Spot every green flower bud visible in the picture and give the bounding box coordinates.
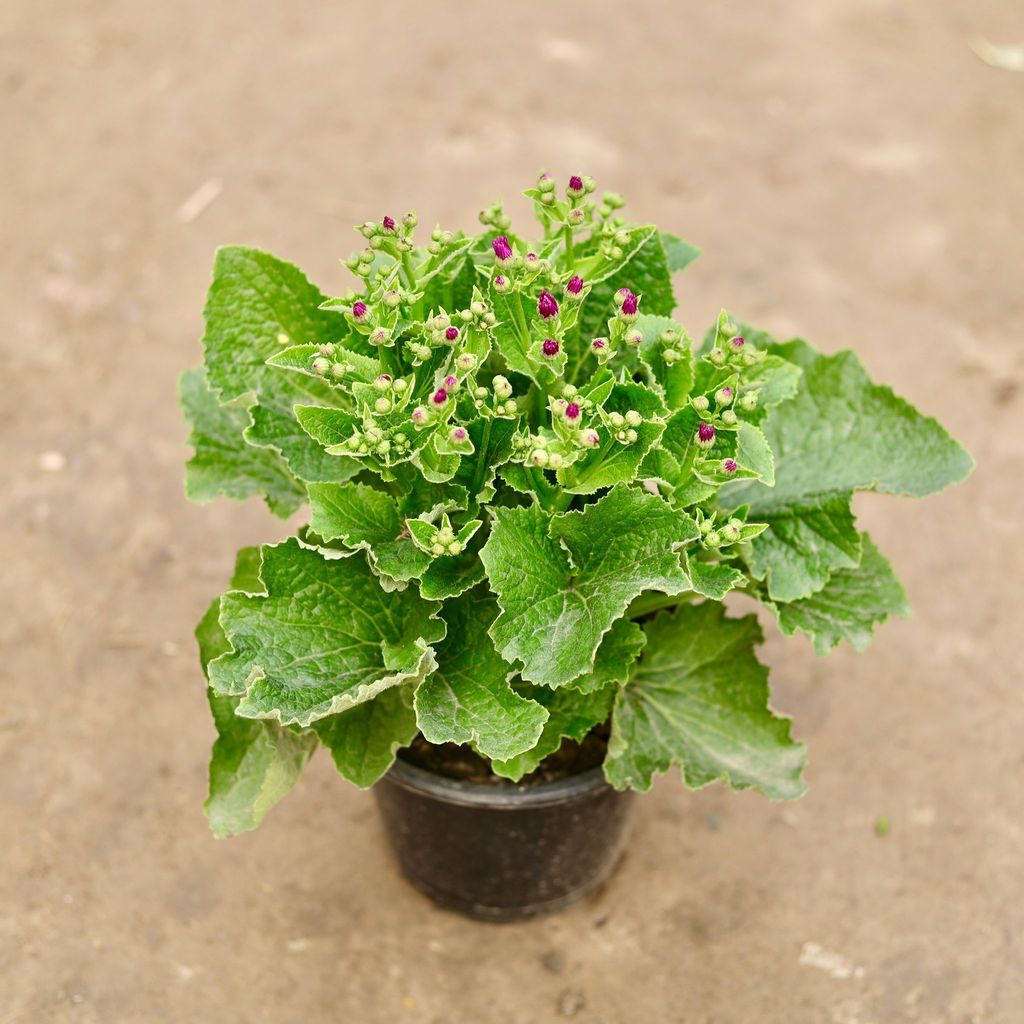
[625,428,638,443]
[471,300,487,317]
[383,289,402,308]
[739,391,758,412]
[721,410,738,426]
[437,527,455,546]
[608,412,625,429]
[318,343,335,356]
[431,542,446,556]
[660,328,679,344]
[311,356,330,375]
[393,378,407,393]
[427,241,442,255]
[474,386,488,400]
[493,375,513,400]
[715,386,734,407]
[710,348,726,366]
[624,328,643,347]
[374,397,391,413]
[624,410,643,427]
[504,398,518,414]
[705,531,721,548]
[530,448,549,467]
[720,523,741,544]
[663,349,681,364]
[402,211,418,228]
[447,541,462,556]
[456,353,476,372]
[331,363,348,379]
[548,452,565,470]
[369,235,384,250]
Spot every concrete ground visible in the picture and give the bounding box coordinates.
[2,1,1022,1021]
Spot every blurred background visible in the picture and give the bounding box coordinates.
[2,1,1022,1021]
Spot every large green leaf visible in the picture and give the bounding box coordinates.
[491,684,617,782]
[201,246,358,483]
[313,688,418,788]
[199,547,316,838]
[659,233,701,273]
[769,534,910,654]
[414,591,548,761]
[208,538,445,727]
[723,338,973,602]
[480,486,696,687]
[180,367,306,518]
[605,602,806,798]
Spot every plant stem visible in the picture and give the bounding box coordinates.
[627,591,688,618]
[563,224,575,266]
[400,251,416,290]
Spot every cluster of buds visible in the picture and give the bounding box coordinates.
[658,327,689,365]
[470,373,519,418]
[479,200,512,232]
[345,211,418,278]
[407,513,481,559]
[309,342,358,382]
[695,508,766,549]
[587,287,643,365]
[604,408,644,445]
[343,422,413,461]
[708,317,769,371]
[490,235,557,286]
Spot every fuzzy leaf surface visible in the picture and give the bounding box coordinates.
[313,688,418,788]
[414,591,548,761]
[201,246,357,482]
[770,534,910,654]
[209,538,445,727]
[480,487,696,687]
[181,367,307,517]
[605,603,806,798]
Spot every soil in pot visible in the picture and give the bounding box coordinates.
[373,729,635,923]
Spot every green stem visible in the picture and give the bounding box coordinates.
[627,591,688,618]
[563,224,575,267]
[400,250,416,290]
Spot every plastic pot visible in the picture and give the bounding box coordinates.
[373,752,635,922]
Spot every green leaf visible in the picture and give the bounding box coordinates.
[196,546,265,679]
[491,684,616,782]
[307,481,430,585]
[558,380,667,494]
[722,338,972,602]
[209,538,445,727]
[660,233,701,273]
[687,559,746,600]
[572,616,647,694]
[452,415,519,505]
[578,228,676,342]
[734,421,775,486]
[201,246,360,483]
[480,486,696,687]
[414,591,548,761]
[770,534,910,654]
[313,687,418,788]
[605,603,806,798]
[205,689,318,838]
[746,494,862,602]
[180,367,307,518]
[724,340,974,514]
[640,406,715,506]
[633,314,695,410]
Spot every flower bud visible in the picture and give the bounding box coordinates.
[715,386,734,407]
[411,406,429,426]
[483,311,497,327]
[474,386,488,400]
[542,338,560,358]
[580,429,601,448]
[537,290,559,319]
[625,428,638,443]
[471,300,487,317]
[450,426,468,443]
[530,448,550,467]
[567,208,585,227]
[393,379,407,393]
[444,374,459,392]
[383,289,402,308]
[371,326,392,346]
[311,356,330,375]
[523,251,541,272]
[395,238,413,253]
[538,171,556,192]
[493,375,513,400]
[374,374,393,392]
[381,215,396,234]
[427,241,442,255]
[548,452,565,470]
[660,328,679,344]
[493,274,511,294]
[729,335,745,350]
[564,401,581,421]
[359,221,378,239]
[351,301,369,322]
[608,412,625,429]
[410,343,431,361]
[604,191,625,209]
[710,348,726,366]
[705,531,722,548]
[504,399,518,414]
[663,349,681,364]
[492,235,515,268]
[692,396,710,413]
[739,391,758,412]
[331,363,348,379]
[374,397,391,413]
[614,230,631,248]
[614,288,633,308]
[565,275,584,299]
[592,337,608,353]
[567,174,585,198]
[721,410,738,425]
[619,292,640,322]
[722,458,738,475]
[721,522,741,543]
[369,236,384,251]
[624,328,643,347]
[402,211,418,228]
[697,422,716,448]
[456,353,476,371]
[459,309,473,323]
[432,388,448,405]
[624,410,643,427]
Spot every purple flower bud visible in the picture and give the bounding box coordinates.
[538,290,559,319]
[592,337,607,350]
[614,288,634,307]
[730,335,745,349]
[382,215,395,232]
[445,326,459,341]
[493,274,510,294]
[542,338,560,357]
[697,422,716,444]
[411,406,428,425]
[566,275,584,296]
[621,293,639,316]
[444,375,458,389]
[351,300,369,321]
[432,388,448,405]
[565,401,581,421]
[451,427,467,441]
[569,174,584,192]
[492,236,514,262]
[723,459,738,475]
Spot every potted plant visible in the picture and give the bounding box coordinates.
[182,173,972,921]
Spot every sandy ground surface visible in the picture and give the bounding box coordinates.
[3,1,1023,1021]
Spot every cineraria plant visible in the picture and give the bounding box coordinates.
[182,172,972,838]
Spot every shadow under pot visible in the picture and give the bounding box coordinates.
[373,748,635,923]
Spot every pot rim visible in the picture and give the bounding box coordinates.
[384,752,614,809]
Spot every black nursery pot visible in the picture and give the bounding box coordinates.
[373,752,635,922]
